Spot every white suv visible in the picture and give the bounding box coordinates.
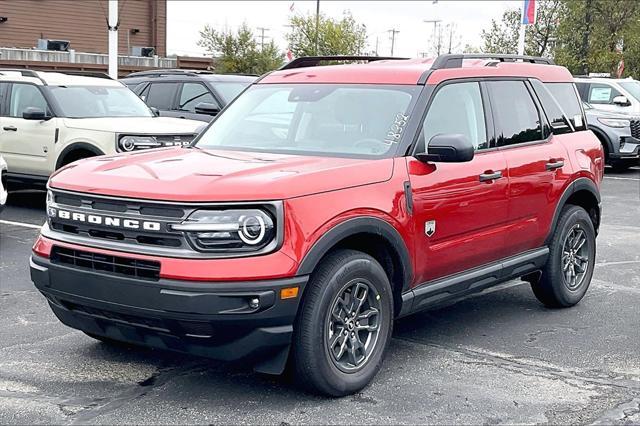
[575,77,640,114]
[0,70,204,189]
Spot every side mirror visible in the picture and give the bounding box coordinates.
[22,107,51,121]
[195,102,220,116]
[415,134,475,163]
[612,95,631,106]
[149,106,160,116]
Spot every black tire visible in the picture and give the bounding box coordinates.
[532,205,596,308]
[292,249,393,396]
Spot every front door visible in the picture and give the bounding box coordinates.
[408,81,510,284]
[0,83,57,177]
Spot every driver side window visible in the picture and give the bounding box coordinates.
[419,82,488,153]
[9,84,50,118]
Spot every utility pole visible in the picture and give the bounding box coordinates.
[447,23,454,54]
[107,0,118,79]
[423,19,441,56]
[256,27,270,51]
[388,29,399,56]
[315,0,320,55]
[581,0,592,75]
[375,36,379,56]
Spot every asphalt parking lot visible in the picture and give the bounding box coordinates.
[0,167,638,425]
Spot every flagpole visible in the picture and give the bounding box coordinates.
[517,1,526,55]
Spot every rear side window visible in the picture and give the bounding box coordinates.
[145,82,179,110]
[587,83,622,104]
[544,82,586,131]
[179,83,218,112]
[422,82,488,151]
[487,81,543,147]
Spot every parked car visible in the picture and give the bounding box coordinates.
[0,154,7,212]
[32,54,603,397]
[0,69,204,190]
[575,77,640,115]
[582,102,640,170]
[121,70,256,122]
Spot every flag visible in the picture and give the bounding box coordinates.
[617,58,625,78]
[286,50,294,62]
[522,0,536,25]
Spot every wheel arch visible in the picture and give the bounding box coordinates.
[588,126,613,160]
[296,216,413,317]
[545,177,601,244]
[55,142,105,170]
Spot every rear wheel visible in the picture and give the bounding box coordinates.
[532,205,596,308]
[292,249,393,396]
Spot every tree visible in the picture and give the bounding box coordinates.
[285,12,367,57]
[480,0,562,57]
[198,23,284,74]
[555,0,640,76]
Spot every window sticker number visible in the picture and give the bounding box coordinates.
[384,112,409,145]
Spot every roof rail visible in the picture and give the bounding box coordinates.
[124,69,214,78]
[49,70,112,79]
[279,55,408,71]
[0,68,48,85]
[431,53,554,70]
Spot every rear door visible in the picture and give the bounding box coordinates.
[140,81,180,117]
[408,81,510,284]
[486,80,570,255]
[0,82,58,177]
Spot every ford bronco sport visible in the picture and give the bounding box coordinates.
[31,54,603,396]
[0,69,203,190]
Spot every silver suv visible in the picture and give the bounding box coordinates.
[575,77,640,115]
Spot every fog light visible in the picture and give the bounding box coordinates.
[249,298,260,309]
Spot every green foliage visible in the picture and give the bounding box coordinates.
[198,23,284,74]
[481,0,562,57]
[555,0,640,77]
[285,12,367,57]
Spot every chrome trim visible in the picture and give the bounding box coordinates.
[45,188,285,259]
[171,223,240,232]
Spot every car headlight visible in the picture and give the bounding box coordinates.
[118,135,162,152]
[597,118,630,128]
[171,209,276,253]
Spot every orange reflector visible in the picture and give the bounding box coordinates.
[280,286,299,299]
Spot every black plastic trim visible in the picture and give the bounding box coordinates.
[55,143,105,170]
[545,177,601,244]
[400,247,549,317]
[403,181,413,215]
[296,216,413,293]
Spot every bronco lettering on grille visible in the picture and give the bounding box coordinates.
[53,208,162,231]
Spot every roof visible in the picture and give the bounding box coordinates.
[0,70,122,87]
[121,69,257,83]
[260,56,574,86]
[574,77,638,83]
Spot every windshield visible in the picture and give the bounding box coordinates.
[49,85,153,118]
[213,82,252,103]
[196,84,419,158]
[620,81,640,102]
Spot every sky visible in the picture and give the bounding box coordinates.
[166,1,519,58]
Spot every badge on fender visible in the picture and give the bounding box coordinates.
[425,220,436,237]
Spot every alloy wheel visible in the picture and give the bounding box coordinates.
[561,224,590,290]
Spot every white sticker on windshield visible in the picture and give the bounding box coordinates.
[590,87,612,102]
[573,115,583,128]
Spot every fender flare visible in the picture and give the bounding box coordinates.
[55,143,105,170]
[296,216,413,293]
[545,177,601,244]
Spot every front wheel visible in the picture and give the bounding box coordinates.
[531,205,596,308]
[292,249,393,396]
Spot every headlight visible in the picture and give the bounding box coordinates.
[118,135,162,152]
[171,209,276,253]
[597,118,630,128]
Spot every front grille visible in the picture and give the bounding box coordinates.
[51,246,161,281]
[631,120,640,139]
[50,191,188,249]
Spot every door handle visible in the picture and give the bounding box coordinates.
[3,126,17,131]
[545,159,564,170]
[479,170,503,182]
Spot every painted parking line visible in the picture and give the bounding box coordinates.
[604,176,639,181]
[0,219,43,230]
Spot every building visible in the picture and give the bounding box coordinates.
[0,0,166,57]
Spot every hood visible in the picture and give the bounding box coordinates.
[49,148,394,202]
[63,117,203,134]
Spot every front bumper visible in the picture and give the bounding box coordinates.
[611,136,640,160]
[31,254,307,374]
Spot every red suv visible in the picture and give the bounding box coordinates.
[31,54,604,396]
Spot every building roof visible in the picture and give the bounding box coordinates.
[260,57,574,86]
